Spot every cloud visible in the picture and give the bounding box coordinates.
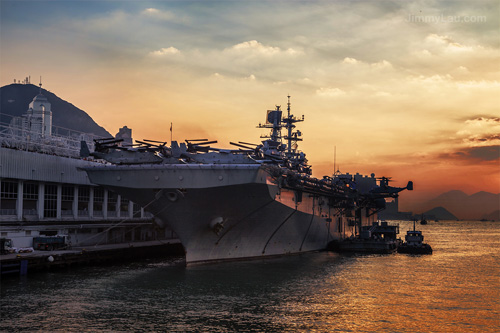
[457,80,500,90]
[142,8,174,20]
[149,47,181,56]
[315,87,346,97]
[141,8,188,23]
[467,146,500,161]
[407,33,500,81]
[371,60,393,70]
[439,145,500,162]
[342,57,359,65]
[228,40,280,55]
[145,40,306,82]
[341,57,393,70]
[425,34,476,53]
[456,116,500,147]
[224,40,302,57]
[465,134,500,143]
[465,116,500,125]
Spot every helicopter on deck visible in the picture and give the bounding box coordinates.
[80,138,164,164]
[370,176,413,197]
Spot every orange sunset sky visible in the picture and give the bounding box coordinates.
[1,1,499,211]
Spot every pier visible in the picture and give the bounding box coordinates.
[0,240,184,277]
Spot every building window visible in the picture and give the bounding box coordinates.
[107,191,117,217]
[79,186,90,202]
[62,186,74,201]
[22,182,38,215]
[133,202,141,218]
[78,186,90,216]
[94,187,104,215]
[1,180,17,214]
[44,184,57,218]
[61,185,74,216]
[1,180,18,199]
[120,197,129,213]
[23,182,38,200]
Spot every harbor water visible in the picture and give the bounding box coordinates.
[1,220,499,332]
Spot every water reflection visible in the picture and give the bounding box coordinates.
[1,221,499,332]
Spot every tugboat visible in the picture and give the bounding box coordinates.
[398,220,432,254]
[420,214,428,225]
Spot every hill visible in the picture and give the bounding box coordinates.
[423,207,457,220]
[417,190,500,220]
[0,83,111,138]
[481,210,500,221]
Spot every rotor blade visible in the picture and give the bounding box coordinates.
[95,137,118,142]
[135,140,154,146]
[185,139,208,143]
[143,139,167,144]
[95,138,123,144]
[194,140,218,146]
[238,141,259,146]
[230,142,254,149]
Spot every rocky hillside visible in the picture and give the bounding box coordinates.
[0,83,111,138]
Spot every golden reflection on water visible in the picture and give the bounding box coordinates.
[264,221,500,332]
[310,221,500,332]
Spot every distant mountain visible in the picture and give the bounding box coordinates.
[423,207,458,220]
[0,83,111,138]
[417,190,500,220]
[431,190,469,204]
[481,210,500,221]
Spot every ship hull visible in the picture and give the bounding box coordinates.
[85,164,372,264]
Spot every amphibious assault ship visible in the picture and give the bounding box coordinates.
[82,97,412,264]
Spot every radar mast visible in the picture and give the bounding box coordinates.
[257,96,309,174]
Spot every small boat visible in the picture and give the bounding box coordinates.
[398,220,432,254]
[328,221,401,254]
[420,214,428,225]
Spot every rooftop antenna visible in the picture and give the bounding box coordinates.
[287,94,291,117]
[170,122,173,143]
[334,146,336,176]
[39,76,42,94]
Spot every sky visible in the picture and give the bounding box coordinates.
[1,0,499,210]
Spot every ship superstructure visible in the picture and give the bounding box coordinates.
[83,97,412,264]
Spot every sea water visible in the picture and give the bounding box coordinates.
[1,220,499,332]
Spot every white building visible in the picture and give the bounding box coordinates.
[25,87,52,138]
